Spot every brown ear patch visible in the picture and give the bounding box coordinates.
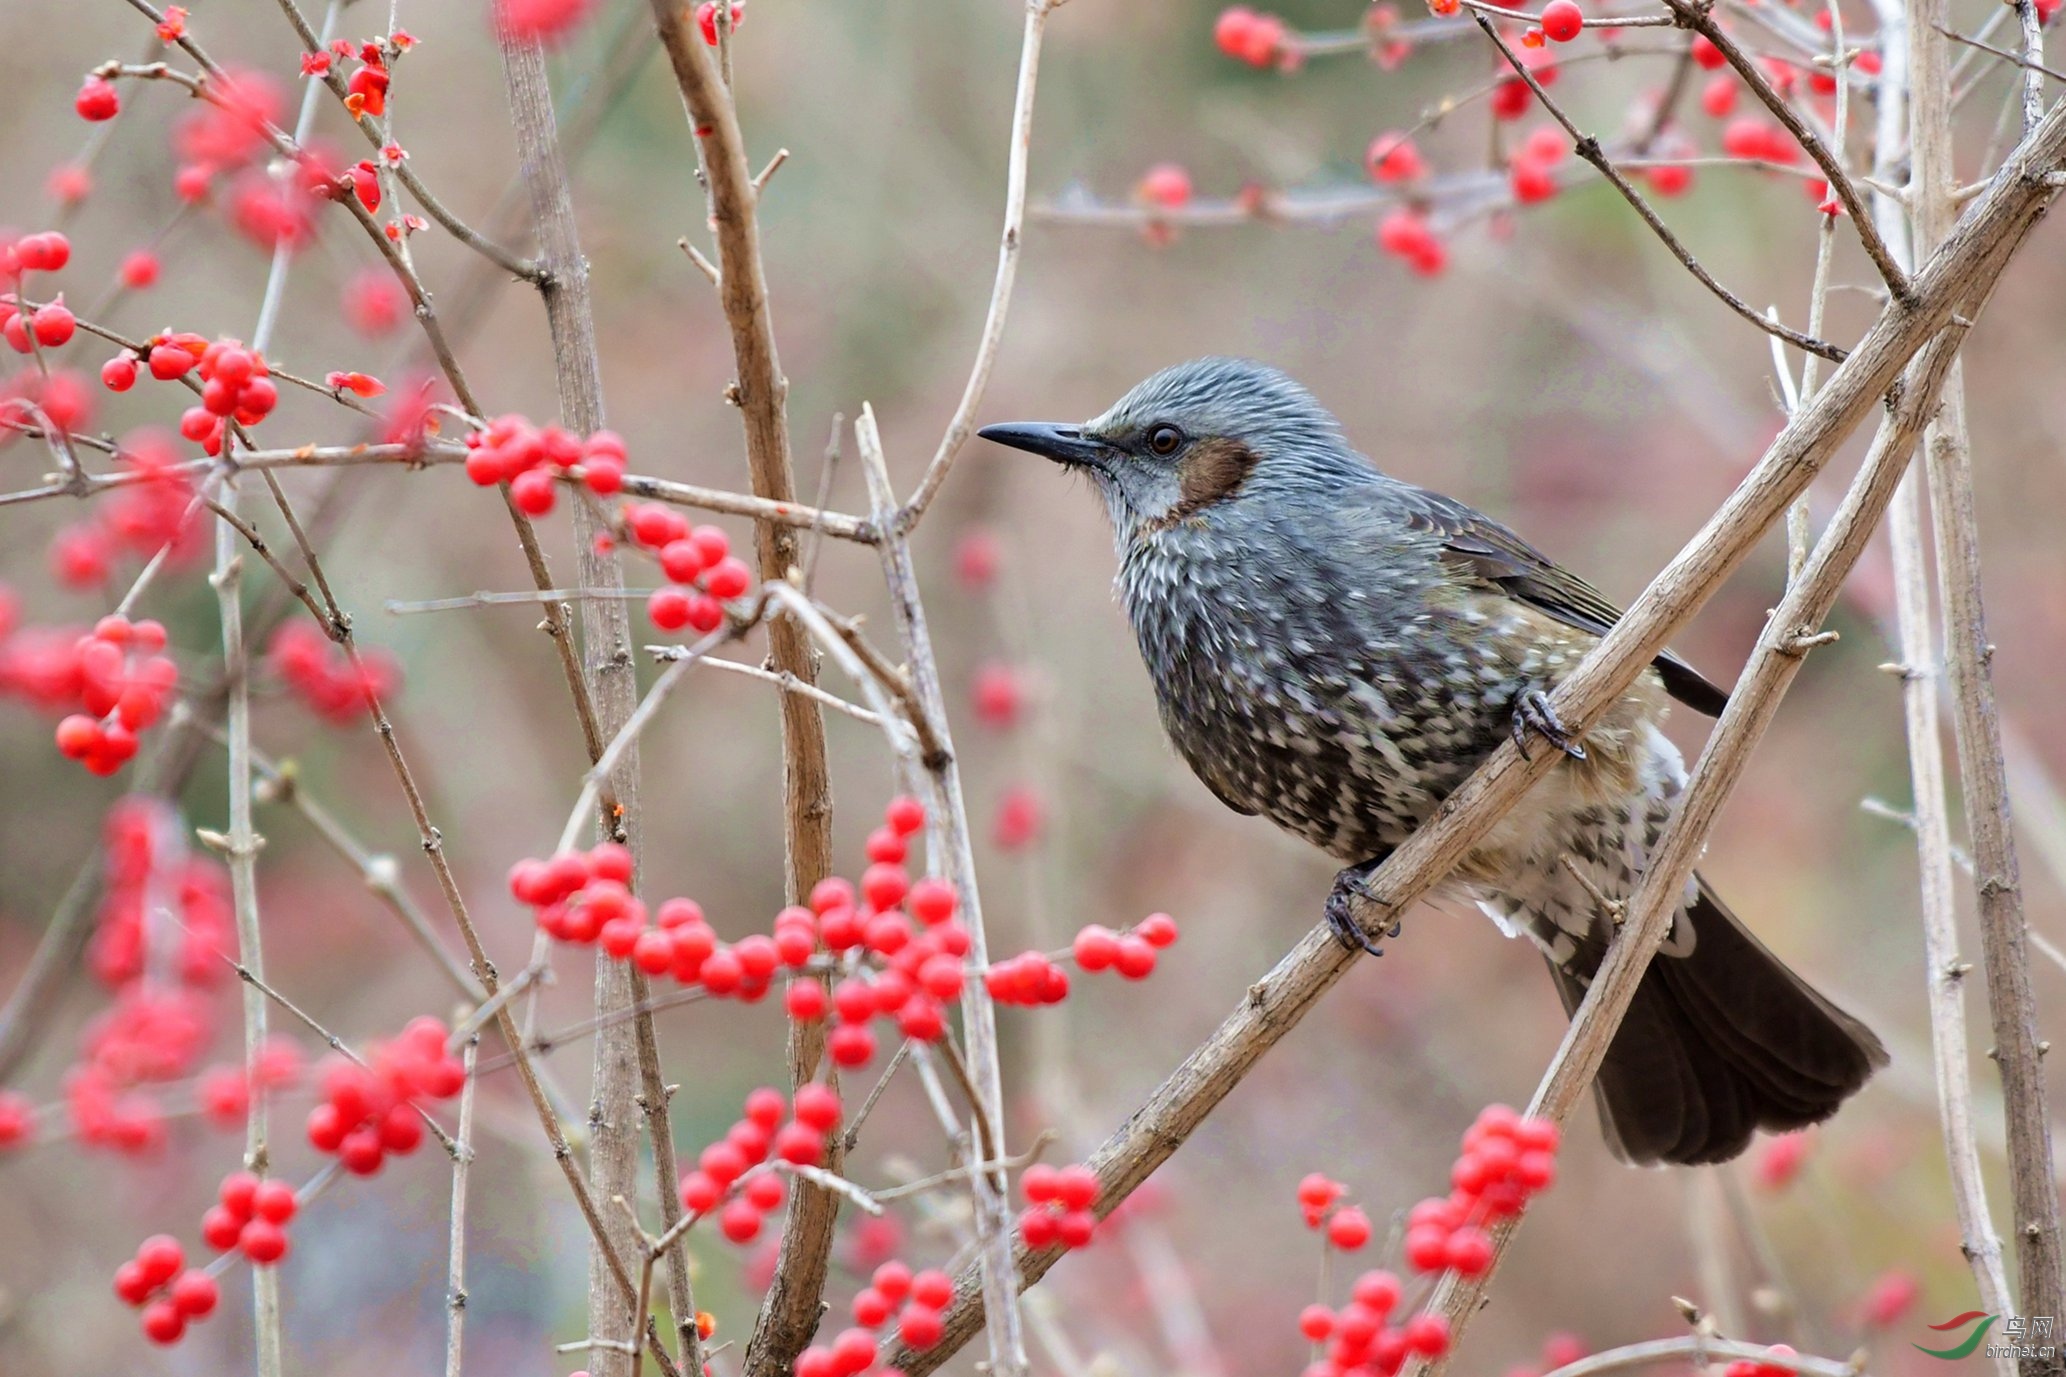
[1169,436,1259,520]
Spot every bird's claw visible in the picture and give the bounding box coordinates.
[1325,855,1396,957]
[1513,688,1587,762]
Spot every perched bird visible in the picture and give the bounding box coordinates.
[979,357,1886,1166]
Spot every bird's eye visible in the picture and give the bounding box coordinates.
[1146,425,1183,456]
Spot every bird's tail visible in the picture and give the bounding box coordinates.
[1541,874,1888,1166]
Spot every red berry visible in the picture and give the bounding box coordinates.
[1134,912,1180,947]
[148,343,196,379]
[1404,1314,1452,1357]
[77,77,122,121]
[140,1299,185,1344]
[1299,1304,1335,1342]
[137,1234,185,1285]
[252,1180,298,1223]
[828,1023,876,1067]
[785,979,828,1021]
[1056,1209,1096,1248]
[114,1259,154,1306]
[1445,1226,1494,1275]
[101,355,138,390]
[872,1260,913,1300]
[907,876,956,925]
[510,467,557,516]
[884,795,925,835]
[793,1082,841,1130]
[239,1218,290,1265]
[718,1198,763,1243]
[679,1170,721,1214]
[1055,1164,1098,1211]
[898,1304,944,1350]
[1327,1206,1373,1251]
[853,1287,893,1328]
[1137,163,1193,210]
[1539,0,1582,41]
[743,1171,786,1212]
[121,250,160,288]
[32,301,77,347]
[1691,33,1725,67]
[774,1123,826,1166]
[170,1269,220,1318]
[910,1269,954,1309]
[703,555,752,600]
[1072,924,1120,971]
[1113,934,1157,980]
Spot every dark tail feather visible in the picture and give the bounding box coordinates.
[1544,875,1888,1166]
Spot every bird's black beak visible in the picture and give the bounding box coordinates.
[977,422,1109,470]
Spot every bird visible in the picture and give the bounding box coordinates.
[978,356,1887,1167]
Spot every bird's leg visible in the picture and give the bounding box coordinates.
[1325,852,1398,957]
[1512,687,1588,762]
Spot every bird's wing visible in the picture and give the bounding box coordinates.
[1391,482,1730,718]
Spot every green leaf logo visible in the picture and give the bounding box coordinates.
[1914,1311,1997,1361]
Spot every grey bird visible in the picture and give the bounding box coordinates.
[980,356,1886,1166]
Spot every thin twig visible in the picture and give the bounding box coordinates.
[445,1038,479,1377]
[897,0,1063,532]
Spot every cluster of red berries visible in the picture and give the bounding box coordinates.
[463,412,628,512]
[304,1017,464,1174]
[1016,1162,1100,1250]
[676,1083,841,1244]
[0,230,79,354]
[1071,913,1180,980]
[1297,1175,1376,1250]
[267,621,401,723]
[88,796,232,989]
[66,986,214,1156]
[45,430,204,587]
[803,1260,958,1371]
[1296,1269,1452,1375]
[803,869,973,1065]
[199,1169,300,1264]
[113,1236,220,1345]
[1401,1105,1559,1275]
[53,615,181,776]
[616,505,754,635]
[1214,7,1294,69]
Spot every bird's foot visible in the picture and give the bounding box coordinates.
[1325,854,1397,957]
[1512,688,1588,762]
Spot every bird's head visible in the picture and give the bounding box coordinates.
[979,357,1357,543]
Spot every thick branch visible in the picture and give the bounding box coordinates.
[644,9,841,1373]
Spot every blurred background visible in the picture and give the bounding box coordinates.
[2,0,2064,1373]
